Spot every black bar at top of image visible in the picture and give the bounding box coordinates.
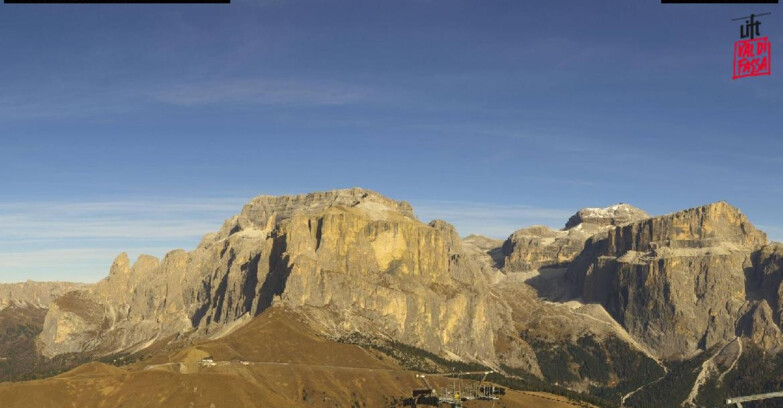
[5,0,229,3]
[662,0,777,3]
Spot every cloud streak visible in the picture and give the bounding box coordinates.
[0,77,374,122]
[0,199,246,241]
[5,196,779,283]
[0,196,575,282]
[153,79,371,107]
[0,197,247,283]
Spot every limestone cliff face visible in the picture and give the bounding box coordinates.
[38,188,527,367]
[33,192,783,387]
[599,201,765,252]
[570,202,769,358]
[25,193,783,405]
[740,242,783,351]
[501,226,587,271]
[40,251,194,357]
[739,300,783,351]
[501,204,649,272]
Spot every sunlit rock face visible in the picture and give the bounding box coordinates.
[37,188,530,368]
[40,250,194,358]
[34,189,783,393]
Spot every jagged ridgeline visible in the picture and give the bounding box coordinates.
[1,188,782,408]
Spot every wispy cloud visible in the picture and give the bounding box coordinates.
[0,87,138,122]
[0,197,247,283]
[412,200,574,239]
[0,197,577,282]
[0,77,374,122]
[0,248,169,269]
[0,199,243,241]
[153,79,371,107]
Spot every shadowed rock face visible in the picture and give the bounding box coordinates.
[747,243,783,314]
[569,202,774,358]
[501,226,586,271]
[740,299,783,351]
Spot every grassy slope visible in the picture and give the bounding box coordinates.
[0,307,598,408]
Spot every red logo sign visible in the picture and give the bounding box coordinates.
[733,37,771,79]
[732,12,772,80]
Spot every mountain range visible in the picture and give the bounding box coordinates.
[1,188,782,408]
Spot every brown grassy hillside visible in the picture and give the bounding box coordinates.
[0,307,594,408]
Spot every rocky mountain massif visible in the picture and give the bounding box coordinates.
[2,188,783,408]
[0,306,592,408]
[39,189,520,370]
[0,282,85,382]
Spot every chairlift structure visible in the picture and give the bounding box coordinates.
[403,370,504,407]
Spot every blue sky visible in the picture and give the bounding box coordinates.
[1,0,781,282]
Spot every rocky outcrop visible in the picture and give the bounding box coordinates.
[748,243,783,321]
[571,202,770,358]
[40,251,194,357]
[501,204,649,271]
[565,204,650,230]
[501,226,591,271]
[740,300,783,351]
[38,188,529,368]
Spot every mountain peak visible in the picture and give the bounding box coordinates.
[565,203,649,230]
[581,201,768,263]
[681,200,736,214]
[108,253,130,277]
[237,187,415,229]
